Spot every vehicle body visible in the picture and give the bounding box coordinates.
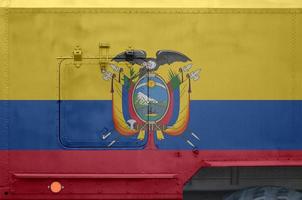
[1,1,302,199]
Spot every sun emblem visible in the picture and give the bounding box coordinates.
[147,80,156,88]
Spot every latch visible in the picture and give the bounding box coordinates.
[99,43,110,72]
[73,46,82,68]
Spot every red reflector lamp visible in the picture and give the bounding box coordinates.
[49,181,63,193]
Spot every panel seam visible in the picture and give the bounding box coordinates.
[7,8,302,14]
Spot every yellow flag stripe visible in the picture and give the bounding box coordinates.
[4,10,302,100]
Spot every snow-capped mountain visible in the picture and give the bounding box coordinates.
[136,92,158,105]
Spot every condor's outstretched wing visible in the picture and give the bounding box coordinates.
[112,50,147,65]
[156,50,191,67]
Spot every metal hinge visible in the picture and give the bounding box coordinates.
[99,43,110,72]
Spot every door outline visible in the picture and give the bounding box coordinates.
[57,57,149,149]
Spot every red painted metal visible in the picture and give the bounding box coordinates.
[13,173,177,179]
[1,150,302,199]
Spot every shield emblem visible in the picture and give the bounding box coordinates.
[132,74,170,122]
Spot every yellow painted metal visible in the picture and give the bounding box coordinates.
[3,0,302,8]
[0,7,8,101]
[4,8,302,100]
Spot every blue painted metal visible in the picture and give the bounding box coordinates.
[1,100,302,150]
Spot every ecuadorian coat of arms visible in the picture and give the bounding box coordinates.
[101,49,201,149]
